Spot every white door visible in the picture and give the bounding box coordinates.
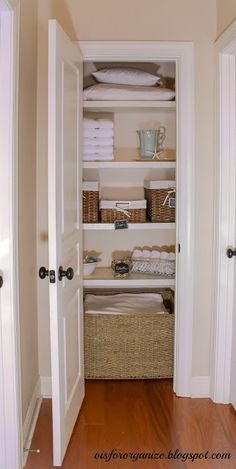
[48,20,84,466]
[0,2,22,469]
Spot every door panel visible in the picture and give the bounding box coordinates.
[48,20,84,466]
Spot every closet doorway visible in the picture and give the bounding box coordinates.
[79,41,195,396]
[47,21,195,466]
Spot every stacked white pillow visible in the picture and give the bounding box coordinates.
[83,67,176,101]
[92,68,161,86]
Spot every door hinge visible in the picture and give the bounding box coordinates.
[178,243,181,253]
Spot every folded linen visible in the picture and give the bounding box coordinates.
[132,249,143,259]
[84,293,167,315]
[83,128,114,138]
[150,250,161,259]
[83,137,113,147]
[83,153,114,161]
[83,145,114,155]
[160,252,169,260]
[142,249,152,258]
[84,117,114,129]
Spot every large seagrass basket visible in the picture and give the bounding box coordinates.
[84,288,174,379]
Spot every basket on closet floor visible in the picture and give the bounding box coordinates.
[100,200,146,223]
[144,180,176,223]
[84,288,174,379]
[83,181,99,223]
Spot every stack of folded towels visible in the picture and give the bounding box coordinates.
[83,117,114,161]
[131,247,175,276]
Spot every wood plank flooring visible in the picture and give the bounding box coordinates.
[25,379,236,469]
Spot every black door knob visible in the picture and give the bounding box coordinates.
[0,276,3,288]
[227,248,236,258]
[58,266,74,281]
[39,266,49,279]
[226,248,236,259]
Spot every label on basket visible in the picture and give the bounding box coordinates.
[114,220,128,230]
[114,261,130,275]
[169,198,176,208]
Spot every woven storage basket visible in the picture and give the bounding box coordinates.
[100,200,146,223]
[144,180,176,223]
[83,181,99,223]
[84,288,174,379]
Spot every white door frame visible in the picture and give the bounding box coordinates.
[0,0,22,468]
[79,41,195,396]
[211,21,236,403]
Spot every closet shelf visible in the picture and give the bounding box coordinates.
[83,160,176,169]
[83,100,176,111]
[83,222,176,230]
[83,267,175,288]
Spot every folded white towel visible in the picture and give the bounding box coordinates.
[83,153,114,161]
[83,117,114,130]
[83,145,114,155]
[150,250,161,259]
[142,249,151,258]
[83,137,113,147]
[160,251,169,260]
[168,252,175,261]
[132,249,143,259]
[84,293,166,315]
[97,118,114,129]
[83,128,114,138]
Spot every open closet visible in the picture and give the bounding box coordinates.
[47,22,194,465]
[82,60,176,380]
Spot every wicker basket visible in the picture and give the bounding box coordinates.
[100,200,146,223]
[84,288,174,379]
[144,180,176,223]
[83,181,99,223]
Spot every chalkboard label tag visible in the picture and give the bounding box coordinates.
[114,220,128,230]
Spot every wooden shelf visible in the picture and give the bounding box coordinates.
[83,222,176,230]
[83,100,176,111]
[83,160,176,169]
[83,267,175,288]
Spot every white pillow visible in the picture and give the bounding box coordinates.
[92,68,161,86]
[83,83,175,101]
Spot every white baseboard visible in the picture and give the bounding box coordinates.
[40,376,52,398]
[191,376,210,397]
[23,378,42,466]
[39,375,210,399]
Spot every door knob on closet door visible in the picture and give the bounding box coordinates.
[58,266,74,281]
[0,275,3,288]
[39,266,49,279]
[227,248,236,258]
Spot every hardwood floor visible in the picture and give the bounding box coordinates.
[25,379,236,469]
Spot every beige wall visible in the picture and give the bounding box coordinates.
[37,0,217,379]
[217,0,236,36]
[19,0,39,421]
